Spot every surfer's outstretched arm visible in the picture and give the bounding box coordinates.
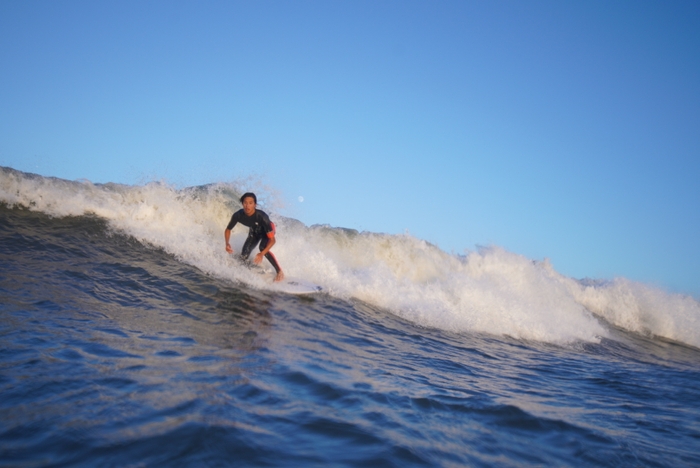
[224,228,234,254]
[254,236,275,263]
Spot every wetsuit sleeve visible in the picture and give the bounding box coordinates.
[226,211,240,231]
[259,211,276,239]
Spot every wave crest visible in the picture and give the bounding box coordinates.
[2,166,698,347]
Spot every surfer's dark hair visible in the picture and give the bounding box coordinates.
[240,192,257,204]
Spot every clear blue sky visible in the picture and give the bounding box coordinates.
[2,0,699,296]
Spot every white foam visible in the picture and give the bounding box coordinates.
[569,277,700,348]
[3,167,699,347]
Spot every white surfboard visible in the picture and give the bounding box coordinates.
[270,277,323,295]
[254,269,322,295]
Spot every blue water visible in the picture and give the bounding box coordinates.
[1,167,700,467]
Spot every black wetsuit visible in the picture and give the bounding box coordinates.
[226,209,282,274]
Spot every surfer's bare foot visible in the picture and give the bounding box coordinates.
[274,271,285,282]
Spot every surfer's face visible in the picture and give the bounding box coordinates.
[242,196,256,216]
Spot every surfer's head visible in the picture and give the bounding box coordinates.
[240,192,257,216]
[240,192,257,204]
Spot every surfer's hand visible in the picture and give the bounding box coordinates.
[253,253,264,264]
[225,243,233,254]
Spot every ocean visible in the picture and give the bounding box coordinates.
[1,166,699,467]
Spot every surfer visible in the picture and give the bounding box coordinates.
[225,192,285,282]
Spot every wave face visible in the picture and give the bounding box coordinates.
[2,166,700,467]
[1,166,698,348]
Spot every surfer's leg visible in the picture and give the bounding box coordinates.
[240,235,260,261]
[258,237,283,277]
[265,252,282,274]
